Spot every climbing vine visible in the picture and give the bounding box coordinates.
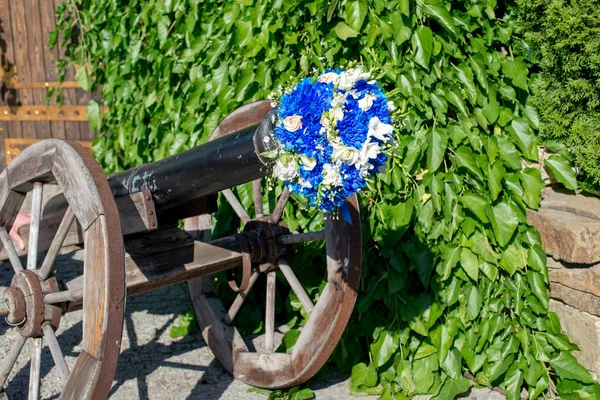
[51,0,600,398]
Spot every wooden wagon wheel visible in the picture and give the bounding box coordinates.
[0,140,125,399]
[188,102,362,389]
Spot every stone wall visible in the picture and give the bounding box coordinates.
[527,187,600,381]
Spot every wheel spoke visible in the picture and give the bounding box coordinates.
[44,287,83,305]
[269,187,290,223]
[0,302,8,316]
[264,271,276,353]
[252,179,264,218]
[278,259,314,314]
[42,323,70,383]
[224,271,260,324]
[28,337,42,400]
[222,189,250,223]
[38,207,75,280]
[27,182,43,271]
[0,227,24,273]
[277,230,325,245]
[0,333,27,387]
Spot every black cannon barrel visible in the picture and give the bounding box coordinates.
[108,109,278,215]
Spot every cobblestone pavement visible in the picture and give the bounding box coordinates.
[0,188,504,399]
[0,251,504,400]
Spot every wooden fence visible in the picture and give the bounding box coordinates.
[0,0,97,170]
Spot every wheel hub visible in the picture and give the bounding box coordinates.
[6,270,61,337]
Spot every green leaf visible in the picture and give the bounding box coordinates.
[412,26,433,69]
[334,22,359,40]
[466,284,482,320]
[75,67,92,91]
[496,136,522,170]
[427,128,448,172]
[438,244,460,280]
[545,155,577,190]
[488,161,506,201]
[550,352,594,383]
[370,329,399,367]
[433,376,473,399]
[289,388,315,400]
[487,202,519,248]
[460,248,479,281]
[508,118,536,160]
[441,349,462,380]
[503,368,524,400]
[344,0,367,32]
[422,1,457,35]
[527,270,549,309]
[351,363,378,390]
[521,168,545,209]
[453,146,483,180]
[86,100,101,130]
[460,192,490,223]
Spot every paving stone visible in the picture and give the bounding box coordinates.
[550,300,600,381]
[527,208,600,264]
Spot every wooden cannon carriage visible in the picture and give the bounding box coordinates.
[0,101,361,399]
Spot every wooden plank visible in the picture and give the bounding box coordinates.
[0,105,105,121]
[78,89,95,141]
[0,0,23,138]
[4,138,92,165]
[38,0,67,140]
[9,0,36,138]
[0,190,158,260]
[53,0,81,141]
[25,0,51,139]
[122,229,243,297]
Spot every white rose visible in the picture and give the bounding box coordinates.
[368,117,394,142]
[317,72,340,85]
[299,154,317,171]
[322,163,343,186]
[273,156,298,181]
[283,115,303,132]
[332,144,361,165]
[358,93,376,111]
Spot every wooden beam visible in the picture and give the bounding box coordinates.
[0,106,107,122]
[64,229,244,308]
[0,66,81,89]
[0,190,158,260]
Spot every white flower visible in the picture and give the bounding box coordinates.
[358,93,376,111]
[387,101,396,112]
[332,143,361,165]
[330,107,344,122]
[283,115,303,132]
[273,155,298,181]
[322,163,343,186]
[317,72,340,85]
[321,114,332,131]
[360,139,381,161]
[299,178,313,188]
[299,154,317,171]
[331,92,347,108]
[358,163,374,178]
[338,67,371,91]
[368,117,394,142]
